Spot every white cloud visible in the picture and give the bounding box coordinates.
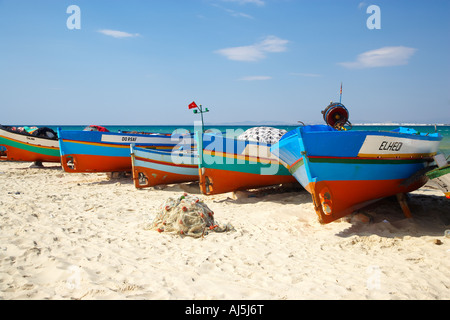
[225,8,254,19]
[215,35,289,62]
[339,46,417,69]
[238,76,272,81]
[216,45,264,61]
[211,3,254,19]
[258,36,289,53]
[212,1,258,18]
[358,2,367,9]
[232,11,254,19]
[98,29,140,38]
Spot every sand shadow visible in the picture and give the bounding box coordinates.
[150,181,203,194]
[92,175,135,186]
[134,182,306,200]
[9,161,63,171]
[337,193,450,238]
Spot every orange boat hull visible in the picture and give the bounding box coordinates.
[132,166,198,188]
[60,154,131,173]
[0,144,60,163]
[308,177,428,224]
[199,167,297,195]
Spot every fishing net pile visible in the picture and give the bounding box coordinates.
[146,193,234,238]
[237,126,287,144]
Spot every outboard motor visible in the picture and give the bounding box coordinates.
[321,102,351,130]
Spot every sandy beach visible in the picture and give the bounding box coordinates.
[0,160,449,300]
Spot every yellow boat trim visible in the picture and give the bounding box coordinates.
[357,152,437,159]
[1,135,58,150]
[63,139,174,150]
[203,150,276,164]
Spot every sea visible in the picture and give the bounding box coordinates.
[43,123,450,159]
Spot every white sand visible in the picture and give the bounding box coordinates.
[0,161,449,300]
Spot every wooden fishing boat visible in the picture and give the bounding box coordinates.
[130,145,198,188]
[0,125,60,163]
[58,128,193,173]
[196,132,297,195]
[271,121,443,224]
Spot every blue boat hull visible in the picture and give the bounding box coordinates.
[58,129,192,172]
[271,125,443,223]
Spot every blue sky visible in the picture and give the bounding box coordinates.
[0,0,449,125]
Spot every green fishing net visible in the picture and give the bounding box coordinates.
[147,193,234,238]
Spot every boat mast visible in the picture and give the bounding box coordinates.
[189,101,210,174]
[190,102,209,133]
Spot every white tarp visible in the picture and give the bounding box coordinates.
[237,126,287,145]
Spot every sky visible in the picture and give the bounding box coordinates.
[0,0,449,125]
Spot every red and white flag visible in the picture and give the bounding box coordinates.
[188,101,198,109]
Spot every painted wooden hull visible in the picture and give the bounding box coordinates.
[0,127,60,162]
[196,132,297,195]
[426,164,450,198]
[271,125,443,224]
[130,145,198,188]
[58,129,192,173]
